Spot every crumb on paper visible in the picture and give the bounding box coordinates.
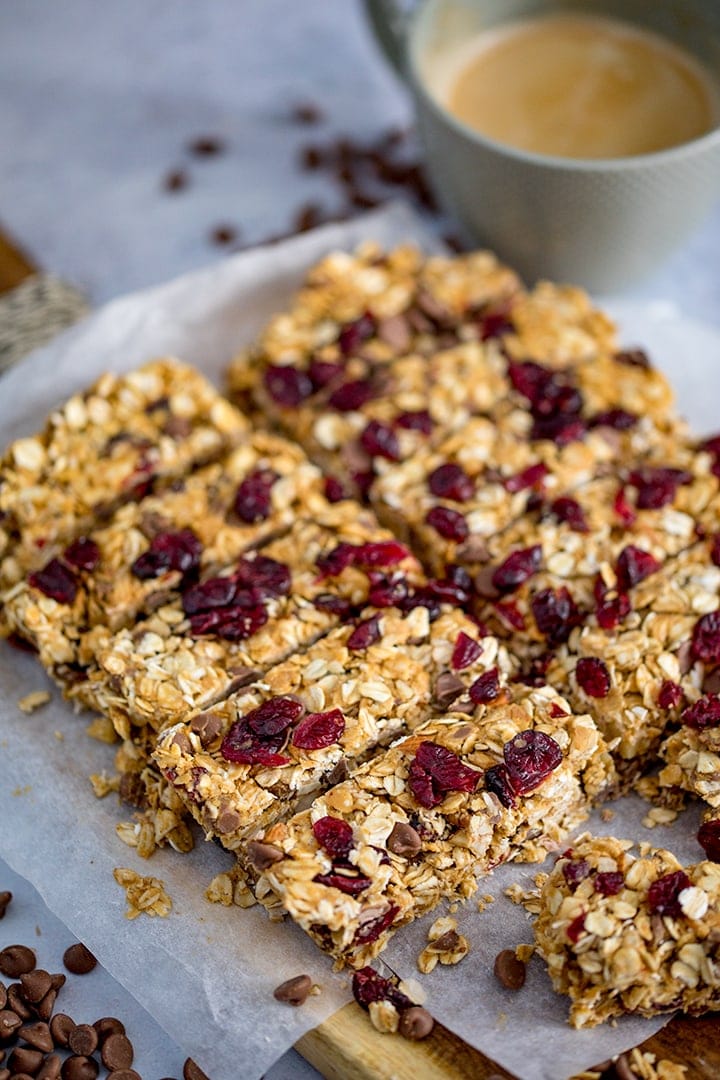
[18,689,51,714]
[417,918,470,973]
[89,771,119,798]
[515,943,535,963]
[504,880,544,914]
[113,866,172,919]
[205,869,256,908]
[642,806,680,829]
[54,730,64,741]
[12,785,31,796]
[85,716,119,744]
[601,807,615,822]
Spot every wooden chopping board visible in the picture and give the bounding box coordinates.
[1,226,718,1080]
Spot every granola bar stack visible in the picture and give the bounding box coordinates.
[4,247,720,1024]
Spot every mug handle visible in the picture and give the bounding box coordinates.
[363,0,417,80]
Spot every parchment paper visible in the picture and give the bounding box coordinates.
[1,201,719,1080]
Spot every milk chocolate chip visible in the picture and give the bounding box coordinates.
[63,944,97,976]
[272,974,312,1006]
[0,945,35,978]
[398,1006,434,1041]
[493,949,526,990]
[387,822,422,858]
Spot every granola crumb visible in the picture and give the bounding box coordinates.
[85,716,119,744]
[515,943,535,963]
[89,771,119,798]
[18,689,51,714]
[504,880,544,914]
[642,806,679,829]
[113,867,172,919]
[600,808,615,822]
[368,998,400,1034]
[54,730,64,741]
[398,977,426,1004]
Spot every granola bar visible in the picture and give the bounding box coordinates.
[83,506,425,736]
[152,607,515,849]
[534,833,720,1027]
[242,687,614,966]
[2,433,326,674]
[0,359,248,593]
[659,696,720,808]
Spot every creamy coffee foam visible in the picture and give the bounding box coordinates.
[439,14,720,159]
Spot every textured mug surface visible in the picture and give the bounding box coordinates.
[366,0,720,290]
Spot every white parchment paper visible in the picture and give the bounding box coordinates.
[1,201,719,1080]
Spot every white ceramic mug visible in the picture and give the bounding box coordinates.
[364,0,720,291]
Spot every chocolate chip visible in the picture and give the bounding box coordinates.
[171,730,193,754]
[386,822,422,858]
[0,893,12,920]
[0,1010,22,1039]
[50,1014,76,1048]
[8,1047,44,1075]
[7,984,33,1019]
[292,102,324,125]
[245,841,284,873]
[92,1017,125,1044]
[614,1054,637,1080]
[474,566,501,600]
[432,672,465,710]
[61,1056,99,1080]
[101,1033,134,1071]
[18,1020,53,1051]
[293,203,323,233]
[119,773,146,808]
[398,1006,434,1041]
[189,712,224,746]
[0,945,35,978]
[272,974,312,1006]
[0,1069,9,1080]
[430,930,460,952]
[163,169,188,193]
[62,944,97,976]
[215,807,242,835]
[20,969,52,1003]
[183,1058,210,1080]
[376,314,411,354]
[69,1024,98,1056]
[35,988,57,1021]
[210,224,238,247]
[49,973,66,992]
[37,1056,62,1080]
[188,136,224,157]
[493,949,526,990]
[107,1072,142,1080]
[0,986,5,1010]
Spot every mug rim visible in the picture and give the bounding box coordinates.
[407,0,720,172]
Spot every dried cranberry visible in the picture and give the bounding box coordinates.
[469,668,500,705]
[328,379,376,412]
[292,708,345,749]
[236,554,291,598]
[563,859,591,887]
[28,559,78,604]
[353,904,400,946]
[234,469,277,523]
[63,537,100,571]
[358,540,410,568]
[182,575,237,615]
[368,575,409,608]
[264,364,313,406]
[658,680,683,710]
[591,408,637,430]
[575,657,611,698]
[408,741,480,808]
[531,414,586,446]
[352,967,412,1011]
[308,359,343,389]
[324,476,346,503]
[532,587,583,645]
[312,816,354,860]
[681,694,720,730]
[132,529,202,580]
[503,463,548,494]
[338,313,375,355]
[314,871,372,895]
[628,467,692,510]
[247,697,304,736]
[567,914,586,943]
[313,593,354,618]
[613,487,636,526]
[220,715,290,767]
[549,703,568,718]
[595,872,625,896]
[615,545,660,592]
[692,612,720,664]
[189,603,267,640]
[495,600,526,631]
[395,409,433,435]
[316,542,358,578]
[425,506,468,542]
[348,615,381,650]
[451,631,482,670]
[647,870,691,917]
[360,420,400,462]
[507,360,553,406]
[428,565,472,606]
[551,497,589,533]
[503,729,563,794]
[478,308,513,340]
[698,819,720,862]
[594,576,631,631]
[428,463,474,502]
[492,545,542,593]
[484,763,515,808]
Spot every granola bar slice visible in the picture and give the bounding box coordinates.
[660,711,720,809]
[534,833,720,1028]
[2,433,326,673]
[242,688,614,967]
[83,506,425,736]
[153,607,514,849]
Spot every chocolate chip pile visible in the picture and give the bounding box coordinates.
[0,892,208,1080]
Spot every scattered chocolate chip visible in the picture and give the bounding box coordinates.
[107,1072,142,1080]
[61,1056,99,1080]
[92,1017,125,1044]
[430,930,460,952]
[62,944,97,976]
[101,1033,134,1071]
[272,974,312,1006]
[190,712,224,746]
[299,145,323,169]
[432,672,465,710]
[37,1055,62,1080]
[292,102,324,125]
[0,986,5,1010]
[50,1014,76,1048]
[245,840,284,872]
[493,949,526,990]
[0,1010,22,1039]
[49,973,66,992]
[163,169,188,192]
[293,202,324,233]
[210,224,238,247]
[8,1047,44,1075]
[0,945,35,978]
[7,984,33,1020]
[183,1060,210,1080]
[398,1006,434,1041]
[188,135,224,157]
[386,822,422,858]
[20,969,52,1003]
[35,988,57,1021]
[17,1020,53,1051]
[0,1070,9,1080]
[0,892,12,919]
[69,1024,99,1056]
